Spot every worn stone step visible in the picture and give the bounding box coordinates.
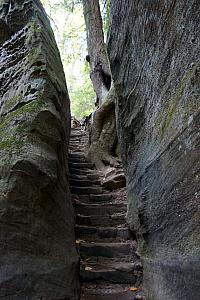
[81,283,145,300]
[69,142,87,145]
[81,294,140,300]
[69,142,87,147]
[76,213,126,226]
[70,138,87,142]
[80,261,142,284]
[69,143,85,152]
[69,146,85,151]
[70,138,86,142]
[69,140,86,144]
[69,149,85,154]
[71,186,103,195]
[70,132,87,136]
[70,173,100,182]
[69,162,94,169]
[69,157,87,164]
[70,133,86,138]
[78,193,113,202]
[69,138,87,143]
[75,202,127,215]
[79,242,136,259]
[70,179,101,187]
[75,225,131,241]
[69,152,85,159]
[69,168,94,175]
[87,174,102,181]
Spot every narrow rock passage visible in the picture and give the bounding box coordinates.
[68,127,144,300]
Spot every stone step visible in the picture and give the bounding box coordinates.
[75,202,127,215]
[75,225,131,241]
[70,138,88,142]
[76,213,126,226]
[87,174,102,181]
[80,261,142,284]
[69,140,86,144]
[69,146,85,151]
[78,193,113,202]
[69,143,85,147]
[69,153,85,159]
[81,283,145,300]
[81,294,145,300]
[71,186,103,195]
[70,138,86,141]
[78,242,136,259]
[70,131,86,135]
[69,149,85,153]
[69,157,87,164]
[70,133,86,138]
[70,173,100,181]
[69,162,94,169]
[69,141,87,146]
[72,193,114,205]
[70,136,87,141]
[70,179,101,187]
[69,168,94,175]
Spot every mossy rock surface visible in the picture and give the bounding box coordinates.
[108,1,200,299]
[0,1,79,299]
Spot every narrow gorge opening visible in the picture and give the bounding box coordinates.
[0,0,199,300]
[41,0,145,299]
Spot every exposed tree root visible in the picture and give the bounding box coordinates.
[86,86,119,170]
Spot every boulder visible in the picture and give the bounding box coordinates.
[0,0,79,299]
[102,173,126,190]
[108,1,200,299]
[102,167,126,190]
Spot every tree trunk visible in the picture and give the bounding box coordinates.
[86,85,118,169]
[82,0,111,105]
[82,0,118,170]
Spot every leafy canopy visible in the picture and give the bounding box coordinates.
[41,0,110,119]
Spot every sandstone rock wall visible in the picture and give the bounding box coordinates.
[0,0,79,299]
[108,1,200,299]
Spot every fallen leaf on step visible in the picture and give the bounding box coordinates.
[76,239,86,244]
[129,287,139,292]
[85,257,92,261]
[85,266,93,271]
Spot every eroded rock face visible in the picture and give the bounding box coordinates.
[108,1,200,299]
[0,0,79,299]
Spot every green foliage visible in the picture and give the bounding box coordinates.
[69,63,95,119]
[41,0,95,119]
[40,0,110,119]
[70,80,95,119]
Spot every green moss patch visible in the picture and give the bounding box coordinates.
[160,66,197,138]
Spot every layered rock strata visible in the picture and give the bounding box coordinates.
[0,0,79,299]
[108,1,200,299]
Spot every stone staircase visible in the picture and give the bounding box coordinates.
[68,127,145,300]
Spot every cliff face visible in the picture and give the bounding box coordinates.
[0,0,79,299]
[108,1,200,299]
